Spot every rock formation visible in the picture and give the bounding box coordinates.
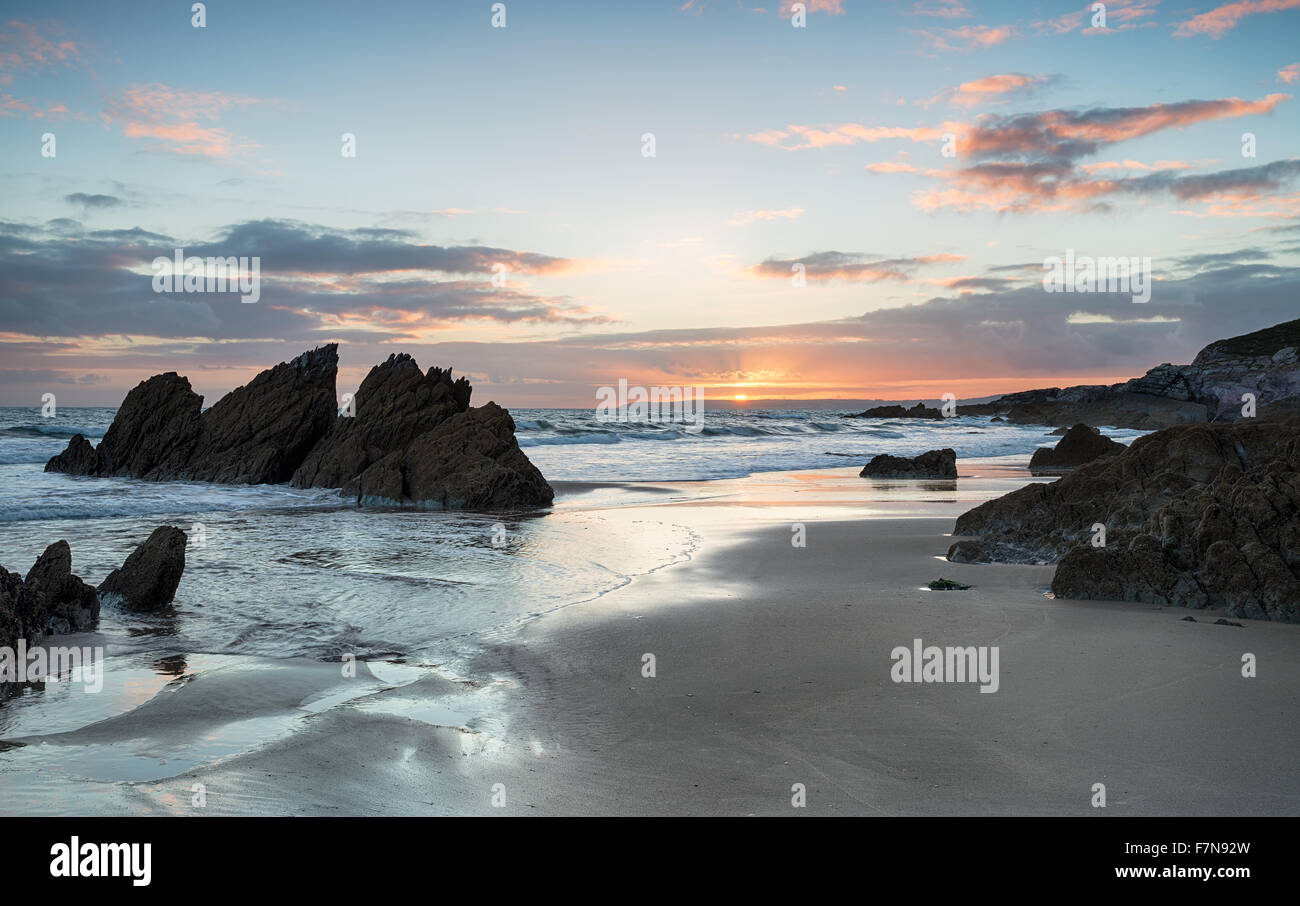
[45,346,552,511]
[0,527,188,656]
[860,448,957,479]
[342,403,554,509]
[847,402,944,419]
[958,318,1300,429]
[1029,423,1126,471]
[948,420,1300,622]
[98,526,188,613]
[291,354,471,490]
[24,541,100,634]
[46,346,338,485]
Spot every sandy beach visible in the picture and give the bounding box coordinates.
[5,458,1294,817]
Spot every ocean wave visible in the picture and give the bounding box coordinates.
[0,424,107,439]
[519,433,623,446]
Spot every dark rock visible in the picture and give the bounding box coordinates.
[1181,616,1197,622]
[44,346,551,511]
[179,345,338,484]
[47,373,202,478]
[1029,423,1126,471]
[928,578,971,590]
[44,434,98,474]
[953,419,1300,622]
[0,566,42,653]
[98,526,188,613]
[343,403,554,510]
[861,448,957,479]
[45,346,337,485]
[24,541,99,634]
[976,318,1300,428]
[293,354,470,489]
[847,402,944,419]
[1214,618,1243,627]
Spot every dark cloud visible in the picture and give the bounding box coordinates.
[752,251,962,282]
[0,219,603,342]
[64,193,124,211]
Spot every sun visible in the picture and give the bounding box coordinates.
[734,394,748,401]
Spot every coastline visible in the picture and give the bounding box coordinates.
[5,456,1295,816]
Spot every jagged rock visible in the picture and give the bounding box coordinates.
[848,402,944,419]
[47,372,202,478]
[178,345,338,484]
[1029,423,1125,471]
[24,541,99,634]
[292,354,470,489]
[0,566,41,653]
[98,526,188,613]
[44,434,98,474]
[860,448,957,479]
[343,403,554,510]
[45,346,338,485]
[951,419,1300,622]
[44,346,551,511]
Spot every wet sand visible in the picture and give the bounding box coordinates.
[3,460,1297,816]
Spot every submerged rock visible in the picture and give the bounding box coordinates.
[98,526,188,613]
[861,448,957,479]
[1029,423,1125,471]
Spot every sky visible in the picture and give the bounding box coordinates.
[1,0,1298,407]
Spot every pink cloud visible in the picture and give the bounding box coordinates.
[1278,63,1300,83]
[1174,0,1300,37]
[104,83,272,157]
[728,208,806,225]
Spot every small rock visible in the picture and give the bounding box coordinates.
[98,526,188,612]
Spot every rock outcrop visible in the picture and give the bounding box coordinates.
[860,448,957,479]
[292,354,471,490]
[46,346,338,485]
[1029,423,1125,471]
[24,541,100,634]
[46,346,553,511]
[965,318,1300,429]
[342,403,554,509]
[98,526,188,613]
[847,402,944,419]
[947,420,1300,622]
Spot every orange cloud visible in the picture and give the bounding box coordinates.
[1278,63,1300,83]
[1174,0,1300,37]
[916,24,1017,53]
[104,83,271,157]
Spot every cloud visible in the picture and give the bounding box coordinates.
[907,1,971,19]
[915,24,1017,53]
[1278,63,1300,83]
[929,72,1057,107]
[0,219,605,345]
[64,192,124,212]
[1033,0,1160,35]
[866,161,923,173]
[728,208,805,226]
[750,251,963,282]
[102,83,272,157]
[1174,0,1300,37]
[744,123,946,151]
